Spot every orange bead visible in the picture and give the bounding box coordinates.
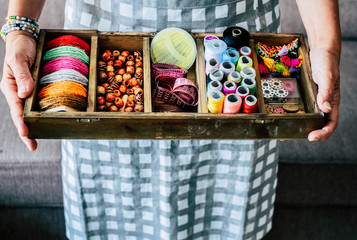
[121,50,129,57]
[119,84,127,94]
[106,65,114,72]
[128,94,135,102]
[127,100,135,108]
[129,78,138,87]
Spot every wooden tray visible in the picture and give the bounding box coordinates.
[23,30,324,140]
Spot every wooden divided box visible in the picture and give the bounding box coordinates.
[24,30,324,139]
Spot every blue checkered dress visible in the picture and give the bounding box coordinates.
[62,1,281,239]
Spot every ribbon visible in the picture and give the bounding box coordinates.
[152,63,188,79]
[152,75,199,108]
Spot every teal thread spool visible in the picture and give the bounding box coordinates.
[222,47,240,66]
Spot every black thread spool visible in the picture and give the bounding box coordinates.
[223,27,250,50]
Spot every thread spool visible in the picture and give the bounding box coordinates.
[236,85,250,99]
[42,56,89,77]
[206,57,220,75]
[283,81,296,93]
[223,81,237,95]
[204,35,219,47]
[208,91,224,113]
[204,39,227,62]
[222,27,250,50]
[241,78,257,95]
[222,48,240,66]
[43,46,90,65]
[239,46,252,58]
[273,89,289,98]
[240,66,256,80]
[270,79,283,89]
[207,69,224,83]
[261,79,270,89]
[219,61,235,77]
[236,56,253,73]
[243,95,258,113]
[39,69,89,87]
[263,88,274,99]
[227,71,241,84]
[207,80,223,98]
[45,35,90,55]
[223,94,242,113]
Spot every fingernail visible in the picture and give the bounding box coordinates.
[323,102,332,110]
[308,135,318,141]
[18,86,27,95]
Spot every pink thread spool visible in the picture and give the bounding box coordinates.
[223,93,242,113]
[42,56,89,77]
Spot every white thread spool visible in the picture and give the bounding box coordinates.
[204,39,227,63]
[208,69,224,83]
[205,57,220,75]
[207,80,223,98]
[219,61,235,77]
[240,66,256,80]
[39,69,89,87]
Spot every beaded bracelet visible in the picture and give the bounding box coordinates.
[6,16,39,26]
[1,16,40,42]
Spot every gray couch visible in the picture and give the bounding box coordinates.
[1,1,356,239]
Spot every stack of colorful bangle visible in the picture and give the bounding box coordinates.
[1,16,40,42]
[37,35,90,111]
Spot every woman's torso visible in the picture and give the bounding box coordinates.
[64,0,280,33]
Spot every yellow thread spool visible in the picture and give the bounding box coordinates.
[227,71,242,84]
[208,91,224,113]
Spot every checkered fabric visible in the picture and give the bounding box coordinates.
[62,1,280,239]
[64,0,281,33]
[62,140,278,240]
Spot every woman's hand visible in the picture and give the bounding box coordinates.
[0,31,38,151]
[308,46,340,141]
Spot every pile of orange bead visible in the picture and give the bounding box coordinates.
[97,50,144,112]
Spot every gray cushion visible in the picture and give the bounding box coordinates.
[275,163,357,206]
[0,1,65,206]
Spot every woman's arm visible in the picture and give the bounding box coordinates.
[296,0,341,141]
[0,0,46,151]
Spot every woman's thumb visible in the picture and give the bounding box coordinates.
[11,61,34,98]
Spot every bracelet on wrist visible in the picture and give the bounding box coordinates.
[1,16,40,42]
